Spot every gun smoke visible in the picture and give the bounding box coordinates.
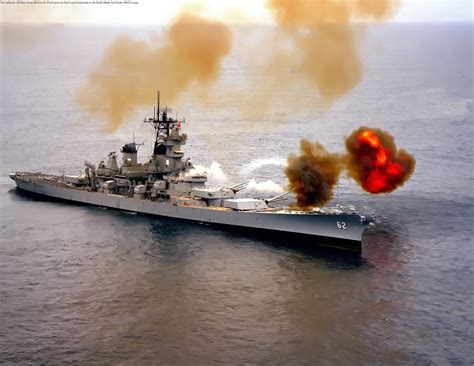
[285,139,344,208]
[247,179,284,193]
[265,0,399,103]
[187,161,228,182]
[77,1,401,128]
[286,127,416,208]
[187,163,283,193]
[78,13,232,131]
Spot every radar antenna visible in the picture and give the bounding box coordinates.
[144,91,184,155]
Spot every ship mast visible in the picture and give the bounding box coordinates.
[145,91,180,155]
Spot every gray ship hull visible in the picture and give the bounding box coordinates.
[12,176,370,252]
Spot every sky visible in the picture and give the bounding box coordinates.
[0,0,472,25]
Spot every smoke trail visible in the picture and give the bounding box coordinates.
[240,158,286,175]
[78,14,232,131]
[247,179,284,193]
[265,0,399,103]
[285,139,343,208]
[344,126,416,193]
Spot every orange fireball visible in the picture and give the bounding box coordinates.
[345,127,416,194]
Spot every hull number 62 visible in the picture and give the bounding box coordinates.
[337,222,347,230]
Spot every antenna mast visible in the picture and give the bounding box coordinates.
[157,91,160,120]
[144,90,180,155]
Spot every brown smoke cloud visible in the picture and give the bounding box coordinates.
[265,0,400,103]
[286,127,415,208]
[285,139,344,208]
[77,14,232,131]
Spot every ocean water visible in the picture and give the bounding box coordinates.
[0,23,473,364]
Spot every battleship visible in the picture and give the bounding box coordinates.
[10,92,375,252]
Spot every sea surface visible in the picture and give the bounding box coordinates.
[0,23,473,364]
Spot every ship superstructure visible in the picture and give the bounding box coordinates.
[10,92,375,252]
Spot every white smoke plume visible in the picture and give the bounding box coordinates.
[247,179,284,193]
[240,158,286,175]
[185,162,284,193]
[187,161,228,181]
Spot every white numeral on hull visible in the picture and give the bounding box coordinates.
[337,221,347,229]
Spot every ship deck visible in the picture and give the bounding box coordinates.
[12,172,71,188]
[11,172,369,217]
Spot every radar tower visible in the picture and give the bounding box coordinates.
[145,91,180,155]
